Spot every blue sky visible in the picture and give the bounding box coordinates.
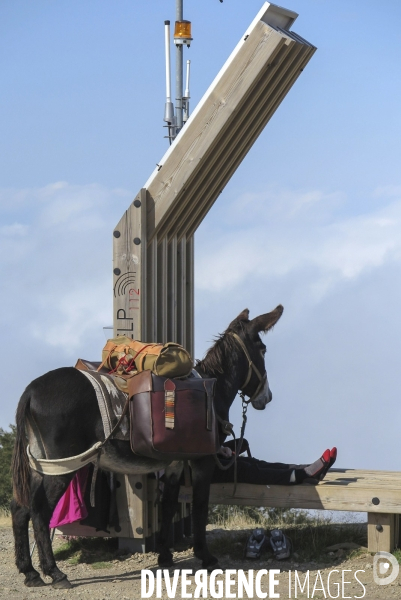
[1,1,401,471]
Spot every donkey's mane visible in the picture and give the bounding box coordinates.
[197,330,241,377]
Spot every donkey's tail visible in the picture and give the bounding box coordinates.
[11,388,31,507]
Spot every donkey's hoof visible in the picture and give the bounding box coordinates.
[158,551,174,567]
[52,576,73,589]
[24,575,46,587]
[158,557,174,568]
[202,556,219,572]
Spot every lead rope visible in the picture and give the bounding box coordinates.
[214,397,249,497]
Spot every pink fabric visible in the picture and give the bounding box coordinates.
[49,466,89,528]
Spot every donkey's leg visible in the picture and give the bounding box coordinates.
[11,499,46,587]
[157,462,183,567]
[30,470,74,589]
[191,456,218,569]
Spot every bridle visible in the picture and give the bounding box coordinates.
[229,332,267,404]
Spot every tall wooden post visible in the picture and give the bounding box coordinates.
[113,189,152,552]
[111,1,315,552]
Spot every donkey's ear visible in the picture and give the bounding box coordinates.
[227,308,250,330]
[250,305,284,333]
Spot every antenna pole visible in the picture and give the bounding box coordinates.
[164,20,175,142]
[165,21,172,105]
[183,59,191,123]
[175,0,184,131]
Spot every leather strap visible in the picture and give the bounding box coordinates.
[203,379,215,431]
[229,332,267,403]
[164,379,176,429]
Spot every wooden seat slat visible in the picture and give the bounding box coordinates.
[178,468,401,512]
[180,485,401,514]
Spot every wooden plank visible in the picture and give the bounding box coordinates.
[157,237,168,343]
[207,484,401,514]
[113,189,147,340]
[111,475,149,553]
[55,523,112,538]
[178,469,401,514]
[331,468,401,477]
[146,236,158,342]
[323,469,401,488]
[177,236,187,348]
[368,513,399,553]
[113,190,148,551]
[185,236,194,357]
[167,236,178,342]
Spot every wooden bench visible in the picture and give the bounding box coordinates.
[56,469,401,555]
[178,468,401,554]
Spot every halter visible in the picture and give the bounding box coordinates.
[229,332,267,404]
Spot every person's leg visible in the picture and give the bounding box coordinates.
[235,457,298,485]
[211,449,337,486]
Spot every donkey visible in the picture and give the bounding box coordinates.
[11,305,283,588]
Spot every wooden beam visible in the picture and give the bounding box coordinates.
[185,236,194,358]
[368,513,399,554]
[143,7,316,242]
[177,236,187,348]
[112,190,149,551]
[113,189,147,341]
[179,469,401,515]
[146,236,158,342]
[167,235,178,342]
[157,237,168,343]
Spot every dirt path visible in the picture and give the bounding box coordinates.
[1,524,400,599]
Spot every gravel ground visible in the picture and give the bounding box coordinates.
[1,523,401,599]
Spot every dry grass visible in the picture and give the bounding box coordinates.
[0,507,11,527]
[54,536,120,567]
[208,506,368,562]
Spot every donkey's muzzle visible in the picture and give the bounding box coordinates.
[250,379,272,410]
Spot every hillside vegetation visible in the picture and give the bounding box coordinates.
[0,425,16,512]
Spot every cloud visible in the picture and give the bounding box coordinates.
[0,223,28,236]
[0,182,132,357]
[196,187,401,303]
[194,185,401,470]
[0,181,136,424]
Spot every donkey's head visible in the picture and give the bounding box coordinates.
[225,305,284,410]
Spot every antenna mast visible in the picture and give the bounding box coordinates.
[164,20,175,143]
[163,0,192,144]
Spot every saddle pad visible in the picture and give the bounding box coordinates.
[79,370,129,441]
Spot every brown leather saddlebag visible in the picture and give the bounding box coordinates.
[128,370,219,460]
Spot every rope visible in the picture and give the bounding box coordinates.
[214,399,249,497]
